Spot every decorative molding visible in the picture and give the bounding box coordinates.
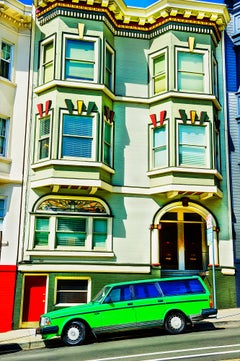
[179,109,209,124]
[150,111,167,127]
[35,0,229,42]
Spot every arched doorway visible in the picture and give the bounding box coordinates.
[151,201,218,274]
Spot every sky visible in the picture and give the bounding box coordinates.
[20,0,225,7]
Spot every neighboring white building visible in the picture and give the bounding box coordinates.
[0,0,31,331]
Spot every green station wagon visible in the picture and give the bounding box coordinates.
[36,276,217,346]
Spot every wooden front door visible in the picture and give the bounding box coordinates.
[21,275,47,328]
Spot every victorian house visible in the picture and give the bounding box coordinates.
[13,0,235,328]
[0,0,31,331]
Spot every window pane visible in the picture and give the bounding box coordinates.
[1,42,12,80]
[56,218,86,247]
[179,125,207,166]
[34,217,49,246]
[57,279,88,304]
[62,115,93,158]
[65,39,94,81]
[0,200,5,218]
[93,219,107,248]
[153,126,167,168]
[44,42,53,63]
[178,52,204,92]
[0,118,6,156]
[39,117,50,159]
[153,54,166,94]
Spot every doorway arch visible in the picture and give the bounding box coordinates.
[151,200,218,274]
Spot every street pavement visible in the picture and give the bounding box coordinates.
[0,308,240,354]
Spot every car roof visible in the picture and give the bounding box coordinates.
[104,276,201,288]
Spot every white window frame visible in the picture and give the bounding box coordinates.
[176,47,209,93]
[55,277,91,307]
[0,41,14,81]
[212,55,218,98]
[63,34,99,83]
[176,119,210,168]
[59,110,98,161]
[39,35,55,85]
[104,42,115,91]
[35,113,52,162]
[149,121,168,170]
[149,49,167,96]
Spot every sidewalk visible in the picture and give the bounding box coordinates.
[0,308,240,353]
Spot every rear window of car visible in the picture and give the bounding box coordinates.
[158,279,206,296]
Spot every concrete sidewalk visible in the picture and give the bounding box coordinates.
[0,308,240,353]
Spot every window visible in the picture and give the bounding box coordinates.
[103,120,113,166]
[105,44,114,91]
[152,52,166,95]
[150,125,167,169]
[0,42,13,80]
[56,279,89,305]
[38,116,51,160]
[61,114,95,159]
[212,56,218,98]
[178,124,208,167]
[34,217,49,246]
[159,279,205,296]
[0,199,5,218]
[177,50,206,92]
[65,37,97,82]
[0,118,8,156]
[41,40,54,83]
[149,50,167,96]
[33,197,111,251]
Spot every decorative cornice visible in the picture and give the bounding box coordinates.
[0,0,32,29]
[34,0,230,40]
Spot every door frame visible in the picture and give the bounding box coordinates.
[20,273,48,328]
[151,200,219,269]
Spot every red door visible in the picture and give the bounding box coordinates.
[22,275,47,327]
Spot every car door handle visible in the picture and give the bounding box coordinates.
[158,299,163,303]
[127,302,133,306]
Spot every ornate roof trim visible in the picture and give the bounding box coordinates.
[34,0,230,35]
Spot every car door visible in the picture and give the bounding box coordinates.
[93,285,136,334]
[132,282,166,327]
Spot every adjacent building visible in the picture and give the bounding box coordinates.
[12,0,236,328]
[0,0,31,331]
[225,0,240,306]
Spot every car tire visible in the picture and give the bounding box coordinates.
[164,312,186,334]
[62,321,86,346]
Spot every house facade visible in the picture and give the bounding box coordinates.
[13,0,235,328]
[0,0,31,331]
[225,0,240,307]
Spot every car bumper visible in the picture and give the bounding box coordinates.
[191,308,218,322]
[36,325,59,335]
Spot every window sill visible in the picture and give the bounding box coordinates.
[147,167,223,180]
[26,249,114,258]
[0,76,16,88]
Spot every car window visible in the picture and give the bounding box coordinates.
[104,285,132,303]
[133,283,161,300]
[158,279,206,296]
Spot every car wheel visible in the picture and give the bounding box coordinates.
[164,312,186,334]
[62,321,86,346]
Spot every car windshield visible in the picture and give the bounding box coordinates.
[91,286,111,303]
